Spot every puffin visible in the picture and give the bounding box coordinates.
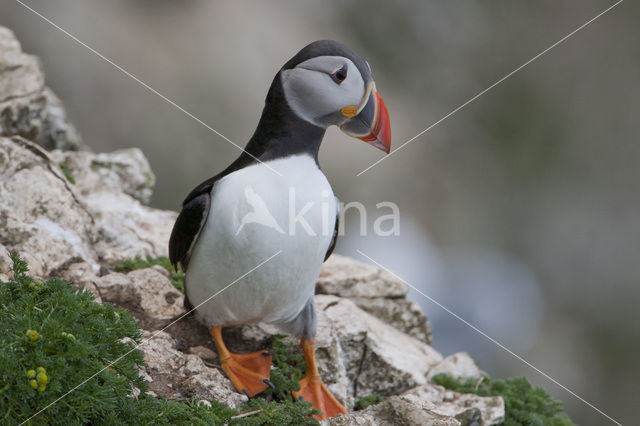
[169,40,391,419]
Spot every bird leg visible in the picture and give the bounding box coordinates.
[209,326,273,397]
[293,339,347,419]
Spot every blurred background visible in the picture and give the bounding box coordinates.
[2,1,638,424]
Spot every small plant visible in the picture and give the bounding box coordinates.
[1,254,319,425]
[262,335,306,400]
[431,374,575,426]
[58,162,75,184]
[0,252,145,424]
[114,255,185,293]
[354,394,386,410]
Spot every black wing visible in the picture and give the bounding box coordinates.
[324,200,339,261]
[168,192,211,272]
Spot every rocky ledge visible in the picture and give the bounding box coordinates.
[0,26,504,425]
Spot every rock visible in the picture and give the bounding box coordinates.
[139,330,246,408]
[94,268,185,321]
[326,384,504,426]
[0,137,96,276]
[49,148,155,204]
[0,26,84,151]
[318,254,408,298]
[0,136,176,276]
[317,255,432,344]
[404,383,504,425]
[326,394,460,426]
[0,244,11,280]
[427,352,485,381]
[187,345,218,362]
[318,295,442,398]
[349,297,432,344]
[88,190,176,263]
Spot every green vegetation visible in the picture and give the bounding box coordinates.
[263,335,306,400]
[0,254,318,425]
[58,162,75,184]
[431,374,574,426]
[114,255,185,293]
[354,394,386,410]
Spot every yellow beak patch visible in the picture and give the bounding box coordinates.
[340,105,358,118]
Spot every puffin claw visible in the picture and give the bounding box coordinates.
[262,350,274,356]
[263,378,276,390]
[242,389,250,398]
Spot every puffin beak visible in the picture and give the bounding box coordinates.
[340,82,391,154]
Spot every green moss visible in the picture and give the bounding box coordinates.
[114,255,185,293]
[1,253,319,425]
[431,374,575,426]
[58,162,75,184]
[354,394,386,410]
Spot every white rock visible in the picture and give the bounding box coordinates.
[89,191,177,263]
[0,137,96,276]
[318,295,442,397]
[0,27,84,151]
[427,352,485,381]
[139,330,246,407]
[94,268,185,320]
[404,383,505,425]
[49,147,155,204]
[318,254,408,298]
[326,394,460,426]
[349,297,432,344]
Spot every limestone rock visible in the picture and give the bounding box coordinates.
[0,137,96,276]
[49,148,155,204]
[0,136,176,276]
[404,383,504,425]
[89,190,176,264]
[349,297,432,344]
[326,394,460,426]
[94,268,185,321]
[0,26,84,151]
[318,295,442,397]
[318,254,408,298]
[427,352,484,381]
[139,330,246,407]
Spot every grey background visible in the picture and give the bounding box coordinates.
[2,1,638,424]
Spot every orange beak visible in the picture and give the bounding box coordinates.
[340,83,391,154]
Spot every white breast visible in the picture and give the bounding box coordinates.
[185,154,336,327]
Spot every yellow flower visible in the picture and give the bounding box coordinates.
[37,372,48,385]
[37,384,46,392]
[27,369,36,378]
[25,329,39,341]
[36,366,45,373]
[61,332,75,340]
[29,379,38,389]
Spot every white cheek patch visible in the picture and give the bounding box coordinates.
[281,56,365,127]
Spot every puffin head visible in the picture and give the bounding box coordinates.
[279,40,391,153]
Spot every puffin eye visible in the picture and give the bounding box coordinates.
[331,66,348,84]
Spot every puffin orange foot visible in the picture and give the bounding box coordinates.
[293,376,347,420]
[220,350,273,397]
[293,339,347,420]
[210,326,272,397]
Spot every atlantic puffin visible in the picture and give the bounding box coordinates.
[169,40,391,419]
